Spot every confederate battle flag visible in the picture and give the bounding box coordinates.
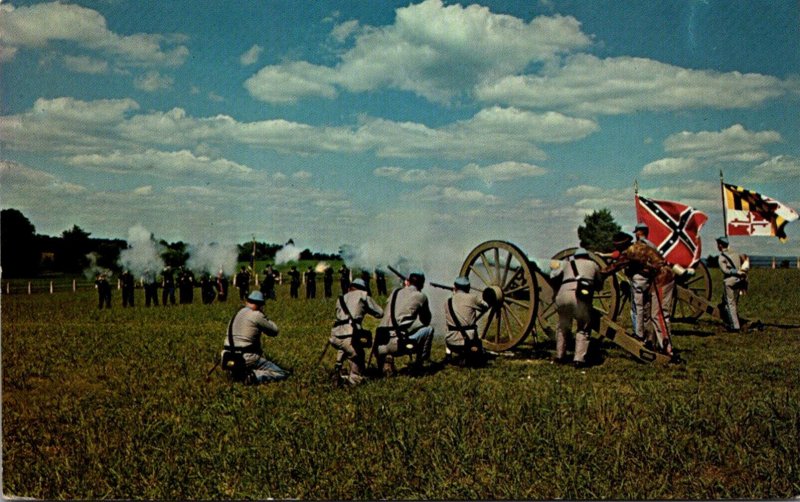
[722,183,798,242]
[636,195,709,268]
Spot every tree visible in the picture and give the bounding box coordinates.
[1,208,40,277]
[577,209,622,253]
[58,225,92,273]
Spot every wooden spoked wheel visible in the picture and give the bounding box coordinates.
[458,240,539,352]
[537,248,621,337]
[672,260,712,322]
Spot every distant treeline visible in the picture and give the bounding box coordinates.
[1,208,339,278]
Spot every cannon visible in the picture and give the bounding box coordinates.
[456,240,721,364]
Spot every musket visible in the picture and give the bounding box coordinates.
[387,265,477,293]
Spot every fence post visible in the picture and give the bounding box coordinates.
[73,279,77,292]
[5,282,9,294]
[772,257,776,269]
[27,282,31,294]
[50,281,54,294]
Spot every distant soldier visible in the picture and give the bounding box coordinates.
[288,266,301,299]
[95,273,112,309]
[161,266,176,306]
[305,266,317,299]
[178,266,195,304]
[375,270,434,376]
[235,266,250,301]
[443,276,489,366]
[603,232,674,356]
[634,222,676,343]
[120,269,135,307]
[549,248,603,367]
[220,291,288,385]
[339,264,350,295]
[142,268,159,307]
[200,273,216,304]
[260,265,276,300]
[375,269,388,296]
[323,266,334,298]
[633,222,658,250]
[216,270,229,302]
[329,278,383,386]
[716,236,747,332]
[360,270,372,297]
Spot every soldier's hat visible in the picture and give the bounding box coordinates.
[246,291,266,304]
[716,236,729,246]
[351,278,367,290]
[612,232,634,248]
[454,276,470,289]
[409,270,425,280]
[634,222,649,233]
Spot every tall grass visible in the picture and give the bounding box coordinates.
[2,269,799,499]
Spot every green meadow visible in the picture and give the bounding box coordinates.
[3,268,799,499]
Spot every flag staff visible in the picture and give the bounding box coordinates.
[719,170,728,237]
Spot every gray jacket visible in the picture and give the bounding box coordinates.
[223,306,279,365]
[379,285,431,334]
[444,290,489,346]
[550,256,603,300]
[331,289,383,338]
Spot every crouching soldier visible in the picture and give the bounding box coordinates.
[220,291,288,385]
[329,278,383,386]
[375,270,434,376]
[549,248,603,368]
[444,276,489,366]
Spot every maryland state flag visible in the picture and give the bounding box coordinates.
[722,183,798,241]
[636,195,709,268]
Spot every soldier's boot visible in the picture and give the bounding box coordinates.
[382,355,396,378]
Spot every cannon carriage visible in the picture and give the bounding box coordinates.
[457,240,716,364]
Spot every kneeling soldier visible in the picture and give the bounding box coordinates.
[220,291,288,385]
[444,276,489,366]
[329,278,383,386]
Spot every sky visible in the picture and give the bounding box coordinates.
[1,0,799,276]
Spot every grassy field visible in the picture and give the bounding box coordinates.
[2,268,799,499]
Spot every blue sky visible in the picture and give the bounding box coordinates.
[1,0,799,272]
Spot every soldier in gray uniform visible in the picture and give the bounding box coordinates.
[549,248,603,368]
[220,291,288,384]
[375,270,434,376]
[444,276,489,366]
[716,236,746,332]
[635,222,676,350]
[329,278,383,386]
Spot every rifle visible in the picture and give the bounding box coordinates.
[387,265,476,292]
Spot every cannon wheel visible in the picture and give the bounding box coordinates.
[459,240,539,352]
[537,248,621,337]
[672,260,712,322]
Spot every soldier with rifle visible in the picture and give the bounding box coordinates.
[305,266,317,299]
[323,266,334,298]
[288,265,301,299]
[220,291,288,385]
[161,266,176,306]
[120,269,135,307]
[235,266,250,301]
[260,265,276,300]
[716,236,747,332]
[142,268,159,307]
[443,276,490,366]
[375,269,434,376]
[329,278,383,386]
[549,248,603,368]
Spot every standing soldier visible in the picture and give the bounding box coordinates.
[120,269,135,307]
[235,266,250,301]
[260,265,276,300]
[339,264,350,295]
[549,249,603,368]
[634,222,676,343]
[375,268,388,296]
[216,269,228,302]
[329,278,383,386]
[142,268,159,307]
[323,266,334,298]
[603,233,674,356]
[443,276,490,366]
[375,270,434,376]
[288,265,301,299]
[305,266,317,299]
[200,272,216,304]
[716,236,747,332]
[95,273,112,309]
[161,266,176,306]
[360,270,372,297]
[178,266,195,304]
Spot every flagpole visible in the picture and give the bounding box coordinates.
[719,170,728,237]
[634,179,639,223]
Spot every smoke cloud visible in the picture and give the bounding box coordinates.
[275,243,302,264]
[187,242,238,276]
[83,252,114,280]
[118,224,165,277]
